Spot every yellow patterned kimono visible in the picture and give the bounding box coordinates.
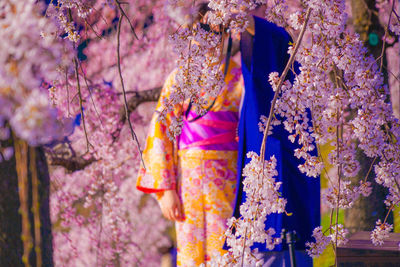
[137,61,243,266]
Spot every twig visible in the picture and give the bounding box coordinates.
[363,156,377,182]
[115,0,139,40]
[65,67,71,117]
[73,56,93,153]
[383,201,399,224]
[379,0,396,72]
[68,8,93,153]
[116,13,145,167]
[78,61,104,129]
[84,18,103,40]
[334,108,342,267]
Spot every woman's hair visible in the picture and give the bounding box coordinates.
[193,2,225,35]
[194,2,210,23]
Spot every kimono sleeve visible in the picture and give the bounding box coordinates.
[136,71,180,194]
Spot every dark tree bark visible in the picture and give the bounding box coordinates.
[0,138,23,265]
[345,0,393,233]
[112,87,162,141]
[0,136,53,266]
[34,146,54,267]
[0,87,162,264]
[45,87,162,172]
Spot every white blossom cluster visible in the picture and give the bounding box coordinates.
[165,24,225,139]
[370,219,393,246]
[305,223,349,258]
[305,226,331,258]
[389,21,400,36]
[46,0,94,43]
[322,180,372,209]
[0,0,72,147]
[208,0,267,33]
[212,152,285,266]
[329,223,349,247]
[377,0,400,37]
[265,0,289,28]
[164,0,276,138]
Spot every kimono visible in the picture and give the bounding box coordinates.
[234,15,320,261]
[136,60,243,266]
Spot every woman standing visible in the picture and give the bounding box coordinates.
[136,19,243,266]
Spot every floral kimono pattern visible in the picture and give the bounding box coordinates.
[137,60,243,266]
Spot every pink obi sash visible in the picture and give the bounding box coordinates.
[178,110,238,151]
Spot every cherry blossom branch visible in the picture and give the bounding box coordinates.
[363,156,377,182]
[235,8,312,266]
[334,109,342,266]
[260,7,312,159]
[115,0,139,40]
[379,0,396,71]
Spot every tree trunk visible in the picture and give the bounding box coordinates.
[345,0,393,233]
[0,136,53,266]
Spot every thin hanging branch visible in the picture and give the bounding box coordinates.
[78,61,104,128]
[73,56,94,153]
[115,0,139,40]
[379,0,396,72]
[334,109,342,266]
[68,8,93,153]
[115,10,145,167]
[260,8,312,160]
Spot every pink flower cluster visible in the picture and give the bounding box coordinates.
[212,152,285,266]
[305,226,331,258]
[269,0,400,256]
[0,0,72,147]
[163,22,225,139]
[371,219,393,246]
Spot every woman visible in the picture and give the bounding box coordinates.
[136,15,243,266]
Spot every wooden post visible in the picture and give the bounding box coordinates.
[337,231,400,266]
